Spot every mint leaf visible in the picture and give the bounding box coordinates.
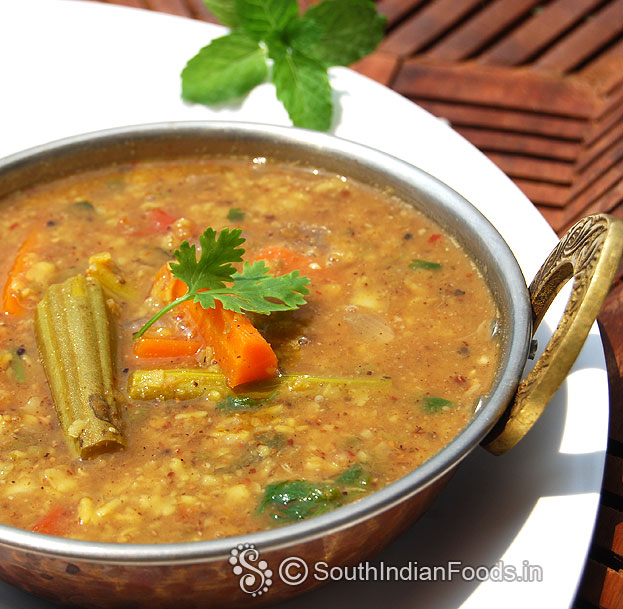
[203,0,238,28]
[293,0,386,66]
[181,32,267,104]
[170,227,245,292]
[272,51,333,131]
[235,0,299,40]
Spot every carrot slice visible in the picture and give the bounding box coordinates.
[32,505,75,536]
[133,337,203,358]
[170,274,278,387]
[251,246,332,283]
[2,229,39,315]
[252,247,315,275]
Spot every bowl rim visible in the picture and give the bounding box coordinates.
[0,121,532,564]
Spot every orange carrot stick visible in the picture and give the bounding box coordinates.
[32,505,74,536]
[251,247,313,274]
[133,337,203,358]
[171,274,278,387]
[2,229,39,316]
[252,247,331,282]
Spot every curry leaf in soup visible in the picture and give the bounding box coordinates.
[217,391,277,413]
[335,464,370,488]
[254,431,286,450]
[181,32,268,105]
[258,480,342,522]
[422,396,453,412]
[292,0,387,67]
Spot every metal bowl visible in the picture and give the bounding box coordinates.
[0,122,618,608]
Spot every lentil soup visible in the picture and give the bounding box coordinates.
[0,156,499,543]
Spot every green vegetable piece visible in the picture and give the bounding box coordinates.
[127,368,392,401]
[258,480,342,522]
[227,207,245,221]
[409,259,442,270]
[181,32,268,105]
[11,350,25,383]
[217,391,277,413]
[204,0,239,27]
[292,0,386,67]
[134,227,309,339]
[335,464,370,488]
[255,431,286,450]
[235,0,299,40]
[272,50,333,131]
[72,200,95,212]
[35,275,125,458]
[422,396,453,412]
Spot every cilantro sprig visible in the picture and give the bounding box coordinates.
[181,0,386,131]
[134,227,310,339]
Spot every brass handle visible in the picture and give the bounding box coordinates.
[483,214,623,455]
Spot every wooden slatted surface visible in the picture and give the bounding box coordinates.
[73,1,623,607]
[365,0,623,236]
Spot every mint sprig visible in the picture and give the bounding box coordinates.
[182,0,386,130]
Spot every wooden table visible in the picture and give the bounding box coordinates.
[79,1,623,606]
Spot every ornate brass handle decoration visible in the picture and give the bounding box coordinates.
[483,214,623,455]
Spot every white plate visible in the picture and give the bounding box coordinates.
[0,1,607,608]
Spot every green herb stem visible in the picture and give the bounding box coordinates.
[133,294,192,340]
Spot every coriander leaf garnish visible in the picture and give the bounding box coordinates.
[197,260,309,314]
[170,227,244,292]
[181,0,386,130]
[181,32,267,105]
[134,227,310,339]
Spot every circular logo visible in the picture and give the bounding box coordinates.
[279,557,309,586]
[229,544,273,597]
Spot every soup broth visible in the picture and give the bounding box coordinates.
[0,157,498,543]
